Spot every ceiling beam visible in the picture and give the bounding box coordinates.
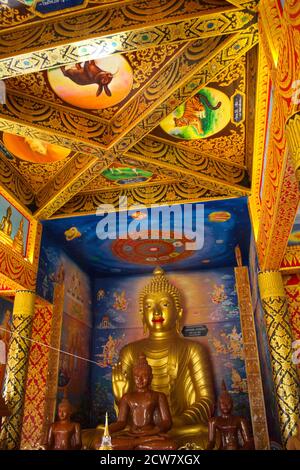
[118,153,249,196]
[0,154,34,208]
[0,6,256,79]
[128,137,250,188]
[52,179,242,217]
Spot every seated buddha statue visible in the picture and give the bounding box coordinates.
[206,381,253,450]
[90,267,214,450]
[104,354,177,450]
[0,206,12,239]
[46,398,82,450]
[12,218,24,255]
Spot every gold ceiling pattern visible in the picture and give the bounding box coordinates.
[0,0,259,219]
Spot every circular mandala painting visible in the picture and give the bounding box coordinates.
[112,236,194,266]
[48,55,133,110]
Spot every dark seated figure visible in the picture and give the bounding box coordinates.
[104,354,177,450]
[46,398,82,450]
[206,381,253,450]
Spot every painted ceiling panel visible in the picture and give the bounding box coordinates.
[42,197,251,275]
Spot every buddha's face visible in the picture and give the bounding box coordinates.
[133,368,152,391]
[58,404,71,421]
[219,396,233,416]
[143,292,178,332]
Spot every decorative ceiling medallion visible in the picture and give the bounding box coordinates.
[160,87,231,140]
[111,232,193,266]
[3,133,71,164]
[102,165,153,185]
[48,55,133,110]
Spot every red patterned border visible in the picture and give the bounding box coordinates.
[20,300,53,448]
[0,241,36,290]
[281,246,300,272]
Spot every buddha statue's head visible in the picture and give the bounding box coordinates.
[139,267,183,335]
[6,206,12,218]
[133,354,152,390]
[218,380,233,416]
[58,398,73,421]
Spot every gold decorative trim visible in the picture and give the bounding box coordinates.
[248,42,270,240]
[127,138,250,191]
[235,266,270,449]
[258,270,286,300]
[0,7,257,79]
[54,181,242,217]
[258,0,282,70]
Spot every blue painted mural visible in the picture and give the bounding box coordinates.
[36,230,92,426]
[42,197,251,275]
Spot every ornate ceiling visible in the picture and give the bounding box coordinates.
[0,0,259,220]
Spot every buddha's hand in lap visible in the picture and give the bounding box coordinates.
[112,362,129,401]
[130,426,161,437]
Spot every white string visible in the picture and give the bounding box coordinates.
[0,325,101,366]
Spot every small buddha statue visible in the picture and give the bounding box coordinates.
[46,398,82,450]
[102,354,177,450]
[206,381,253,450]
[110,267,215,448]
[12,218,24,255]
[0,206,12,238]
[286,419,300,450]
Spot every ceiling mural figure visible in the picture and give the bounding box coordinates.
[160,87,231,140]
[61,61,117,98]
[2,133,71,164]
[48,55,133,110]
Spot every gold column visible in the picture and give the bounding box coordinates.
[258,271,300,445]
[0,289,35,449]
[286,112,300,183]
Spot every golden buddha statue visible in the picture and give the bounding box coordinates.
[82,267,215,449]
[112,267,215,448]
[0,206,12,240]
[12,218,24,255]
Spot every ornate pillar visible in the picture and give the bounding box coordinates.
[0,289,35,449]
[258,271,300,445]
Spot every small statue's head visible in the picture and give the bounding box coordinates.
[6,206,12,217]
[218,380,233,416]
[133,354,152,390]
[139,267,183,334]
[57,398,73,421]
